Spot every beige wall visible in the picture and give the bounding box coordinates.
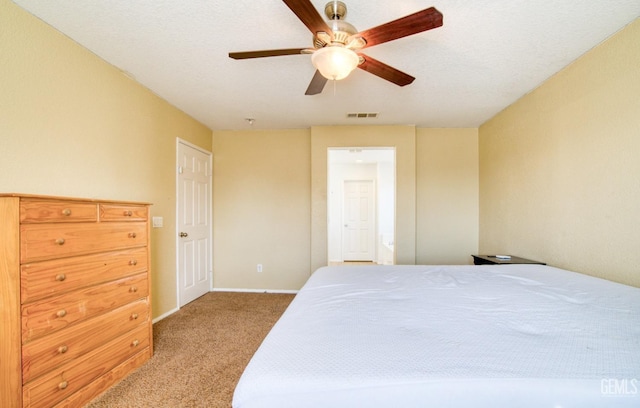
[211,126,480,290]
[416,128,479,264]
[0,0,213,318]
[479,19,640,287]
[212,130,312,290]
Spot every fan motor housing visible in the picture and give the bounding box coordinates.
[315,1,358,47]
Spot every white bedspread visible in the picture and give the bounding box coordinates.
[233,265,640,407]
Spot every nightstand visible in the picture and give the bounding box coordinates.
[472,255,546,265]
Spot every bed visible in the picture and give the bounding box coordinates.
[233,264,640,407]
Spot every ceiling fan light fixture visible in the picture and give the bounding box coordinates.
[311,46,359,81]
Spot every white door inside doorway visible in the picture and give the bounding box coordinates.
[177,140,212,307]
[343,180,375,261]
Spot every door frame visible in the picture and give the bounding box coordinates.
[175,138,213,308]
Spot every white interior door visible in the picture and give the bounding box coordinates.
[177,140,212,307]
[343,180,375,261]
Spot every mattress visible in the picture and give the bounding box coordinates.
[233,264,640,407]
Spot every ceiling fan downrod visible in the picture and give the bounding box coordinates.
[324,1,347,20]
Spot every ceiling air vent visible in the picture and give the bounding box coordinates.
[347,112,378,119]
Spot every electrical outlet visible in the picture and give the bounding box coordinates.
[257,264,263,273]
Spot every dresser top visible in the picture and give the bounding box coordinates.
[0,193,151,205]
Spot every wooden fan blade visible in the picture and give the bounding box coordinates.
[229,48,307,60]
[357,54,415,87]
[305,70,328,95]
[357,7,443,49]
[282,0,333,37]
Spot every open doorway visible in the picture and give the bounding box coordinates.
[328,148,395,265]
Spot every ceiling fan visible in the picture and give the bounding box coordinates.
[229,0,443,95]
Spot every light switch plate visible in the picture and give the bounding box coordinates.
[152,216,163,228]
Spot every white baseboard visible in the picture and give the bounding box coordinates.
[152,307,179,324]
[212,288,298,294]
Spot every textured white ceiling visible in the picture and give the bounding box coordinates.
[12,0,640,131]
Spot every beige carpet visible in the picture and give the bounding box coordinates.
[87,291,294,408]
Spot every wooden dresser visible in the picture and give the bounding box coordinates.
[0,194,153,408]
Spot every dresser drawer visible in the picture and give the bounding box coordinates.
[21,222,147,262]
[100,204,148,222]
[22,299,149,383]
[22,325,150,408]
[50,351,150,408]
[20,201,97,223]
[21,248,148,303]
[22,273,148,342]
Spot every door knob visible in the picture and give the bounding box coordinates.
[179,232,188,238]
